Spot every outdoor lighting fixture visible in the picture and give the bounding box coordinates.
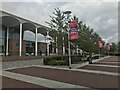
[63,11,71,14]
[63,11,71,19]
[64,10,72,69]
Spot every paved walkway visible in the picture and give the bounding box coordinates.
[2,59,44,70]
[1,56,119,89]
[1,70,90,89]
[71,56,110,69]
[32,65,119,76]
[2,76,51,89]
[88,64,120,68]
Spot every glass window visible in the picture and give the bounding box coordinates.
[0,25,6,55]
[0,39,4,46]
[9,27,20,39]
[0,45,2,53]
[0,27,5,39]
[0,30,2,38]
[16,44,19,48]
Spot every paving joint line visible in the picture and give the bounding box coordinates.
[89,64,120,68]
[1,70,94,89]
[33,65,120,76]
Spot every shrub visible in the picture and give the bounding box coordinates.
[44,56,68,65]
[43,58,50,65]
[92,56,99,59]
[81,57,87,61]
[47,60,66,66]
[56,60,66,65]
[43,55,83,65]
[48,60,57,65]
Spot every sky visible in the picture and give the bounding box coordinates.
[0,0,119,44]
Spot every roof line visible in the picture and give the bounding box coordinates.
[1,10,50,30]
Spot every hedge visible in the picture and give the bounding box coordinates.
[43,55,83,65]
[43,55,102,66]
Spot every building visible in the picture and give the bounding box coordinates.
[0,10,50,56]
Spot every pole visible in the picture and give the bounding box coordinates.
[64,11,72,69]
[6,27,9,56]
[67,18,71,69]
[19,23,22,56]
[47,31,49,56]
[62,36,65,54]
[99,48,101,58]
[68,30,71,69]
[108,50,109,56]
[35,28,38,56]
[56,37,58,55]
[76,45,78,55]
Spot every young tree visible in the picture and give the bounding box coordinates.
[46,8,68,58]
[46,7,102,56]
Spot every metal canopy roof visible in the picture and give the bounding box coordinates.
[0,10,50,36]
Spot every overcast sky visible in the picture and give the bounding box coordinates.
[1,0,119,44]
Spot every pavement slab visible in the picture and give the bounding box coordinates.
[79,65,119,73]
[2,56,120,90]
[1,71,89,89]
[88,64,120,68]
[99,56,119,62]
[2,76,52,89]
[94,62,119,66]
[6,66,119,89]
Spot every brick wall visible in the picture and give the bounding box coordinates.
[8,39,26,56]
[38,42,47,54]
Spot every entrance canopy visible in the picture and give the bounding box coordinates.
[0,10,50,36]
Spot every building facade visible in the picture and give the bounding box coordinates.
[0,10,50,56]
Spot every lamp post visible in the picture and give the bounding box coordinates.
[51,38,55,55]
[63,11,72,69]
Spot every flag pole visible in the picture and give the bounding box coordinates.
[68,31,71,69]
[64,11,72,69]
[99,48,101,58]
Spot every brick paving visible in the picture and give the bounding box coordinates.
[99,56,119,62]
[79,65,119,73]
[94,62,119,66]
[7,66,119,89]
[2,76,53,90]
[80,56,119,73]
[2,56,120,90]
[2,59,43,70]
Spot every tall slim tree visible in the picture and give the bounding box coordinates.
[46,8,68,57]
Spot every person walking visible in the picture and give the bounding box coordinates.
[88,52,93,64]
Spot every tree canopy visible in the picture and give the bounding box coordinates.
[46,8,114,55]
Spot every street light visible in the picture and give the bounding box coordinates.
[63,11,71,19]
[64,11,72,69]
[51,38,55,55]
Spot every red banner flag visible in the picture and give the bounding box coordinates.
[98,40,103,48]
[69,21,79,40]
[107,45,110,50]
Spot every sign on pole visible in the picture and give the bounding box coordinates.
[98,40,103,48]
[69,21,79,40]
[107,45,110,50]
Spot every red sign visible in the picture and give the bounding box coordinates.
[107,45,110,50]
[69,21,79,40]
[98,40,103,48]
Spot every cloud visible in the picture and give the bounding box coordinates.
[107,33,118,43]
[2,0,119,2]
[60,2,118,43]
[1,1,118,44]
